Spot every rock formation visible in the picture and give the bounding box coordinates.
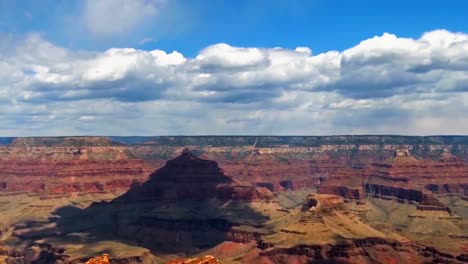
[86,254,110,264]
[116,148,275,203]
[103,149,277,254]
[1,136,468,263]
[0,145,152,196]
[164,255,221,264]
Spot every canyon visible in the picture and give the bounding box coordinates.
[0,136,467,263]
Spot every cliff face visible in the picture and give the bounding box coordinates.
[0,146,152,196]
[5,136,467,198]
[363,149,468,204]
[128,142,468,199]
[2,136,467,213]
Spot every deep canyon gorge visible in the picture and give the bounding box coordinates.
[0,136,467,264]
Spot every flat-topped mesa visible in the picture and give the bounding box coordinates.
[10,136,117,147]
[0,146,150,195]
[117,149,275,202]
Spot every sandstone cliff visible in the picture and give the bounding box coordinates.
[0,146,152,196]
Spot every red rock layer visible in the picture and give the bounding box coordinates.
[363,149,468,202]
[2,143,467,201]
[0,147,152,195]
[216,152,354,193]
[365,149,468,190]
[130,146,468,202]
[130,146,370,192]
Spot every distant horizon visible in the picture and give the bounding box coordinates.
[3,134,468,138]
[4,135,468,148]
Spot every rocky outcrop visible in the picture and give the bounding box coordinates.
[85,254,110,264]
[74,251,154,264]
[301,194,345,213]
[165,255,221,264]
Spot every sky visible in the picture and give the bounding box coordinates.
[1,0,468,136]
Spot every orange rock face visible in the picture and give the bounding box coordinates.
[85,254,110,264]
[165,255,221,264]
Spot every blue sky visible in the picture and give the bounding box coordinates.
[1,0,468,136]
[3,0,468,55]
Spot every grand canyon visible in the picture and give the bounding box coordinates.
[4,0,468,262]
[0,136,466,264]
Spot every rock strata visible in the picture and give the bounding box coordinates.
[0,146,151,195]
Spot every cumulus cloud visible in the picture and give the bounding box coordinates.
[1,30,468,136]
[196,43,270,70]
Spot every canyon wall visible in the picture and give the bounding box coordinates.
[1,137,467,264]
[0,138,152,197]
[2,136,468,199]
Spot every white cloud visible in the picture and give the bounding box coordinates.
[295,47,312,54]
[196,43,270,70]
[1,30,468,136]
